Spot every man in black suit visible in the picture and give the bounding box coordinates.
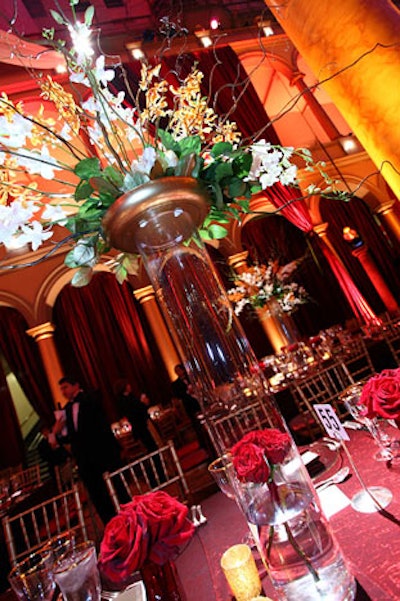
[57,376,123,524]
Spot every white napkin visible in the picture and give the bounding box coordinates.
[317,485,351,518]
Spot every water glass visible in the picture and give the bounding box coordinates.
[53,541,101,601]
[208,455,235,499]
[9,553,56,601]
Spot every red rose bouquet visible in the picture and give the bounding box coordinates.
[359,368,400,423]
[98,491,195,590]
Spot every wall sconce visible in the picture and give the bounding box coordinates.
[126,41,145,61]
[343,226,364,249]
[194,28,213,48]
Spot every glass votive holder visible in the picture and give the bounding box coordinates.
[220,544,262,601]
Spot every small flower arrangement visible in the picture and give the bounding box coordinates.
[227,260,308,316]
[0,2,339,286]
[98,491,195,590]
[359,368,400,422]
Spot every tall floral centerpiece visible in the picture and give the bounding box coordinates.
[0,4,355,599]
[227,261,308,352]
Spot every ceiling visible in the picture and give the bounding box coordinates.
[1,0,275,56]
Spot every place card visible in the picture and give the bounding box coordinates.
[317,485,351,518]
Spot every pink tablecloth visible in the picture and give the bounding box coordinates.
[176,429,400,600]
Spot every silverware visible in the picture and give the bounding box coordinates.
[315,466,350,492]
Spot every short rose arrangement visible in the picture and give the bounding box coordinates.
[359,368,400,423]
[98,491,195,590]
[230,428,319,582]
[231,429,292,483]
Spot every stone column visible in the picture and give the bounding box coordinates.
[134,285,181,381]
[375,201,400,242]
[26,322,65,408]
[290,71,341,140]
[265,0,400,200]
[351,244,399,313]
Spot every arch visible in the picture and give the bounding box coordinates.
[0,293,34,325]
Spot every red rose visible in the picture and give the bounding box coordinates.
[360,368,400,420]
[98,504,149,587]
[231,429,292,483]
[132,492,195,565]
[232,441,270,483]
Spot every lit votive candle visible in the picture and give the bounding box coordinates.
[220,544,262,601]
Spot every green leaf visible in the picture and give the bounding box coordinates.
[50,10,65,24]
[84,5,95,26]
[75,180,94,201]
[71,242,97,267]
[210,142,232,158]
[206,224,228,239]
[71,267,94,288]
[178,136,201,157]
[158,129,180,153]
[228,178,247,198]
[215,162,233,182]
[232,153,252,177]
[115,264,128,285]
[103,166,124,188]
[74,157,101,179]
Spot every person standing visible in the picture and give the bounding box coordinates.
[113,380,158,453]
[56,376,123,525]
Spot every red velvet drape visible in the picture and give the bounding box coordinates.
[0,307,54,424]
[52,272,170,421]
[260,185,378,325]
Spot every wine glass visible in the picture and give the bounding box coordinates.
[208,455,256,547]
[8,553,56,601]
[340,382,394,462]
[339,383,393,513]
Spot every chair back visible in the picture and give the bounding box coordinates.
[103,441,190,512]
[381,318,400,366]
[289,360,355,441]
[2,484,88,565]
[336,334,375,381]
[9,465,42,494]
[203,400,275,454]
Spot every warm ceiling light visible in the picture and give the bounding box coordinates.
[263,24,274,37]
[339,136,359,154]
[210,17,220,30]
[194,29,213,48]
[126,42,145,60]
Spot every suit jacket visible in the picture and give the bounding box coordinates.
[65,391,120,474]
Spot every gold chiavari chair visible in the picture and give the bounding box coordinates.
[2,484,88,566]
[103,441,190,512]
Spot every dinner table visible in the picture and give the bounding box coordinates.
[175,426,400,601]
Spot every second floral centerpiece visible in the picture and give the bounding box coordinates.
[226,428,356,600]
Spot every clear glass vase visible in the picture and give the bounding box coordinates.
[103,177,356,601]
[258,297,300,354]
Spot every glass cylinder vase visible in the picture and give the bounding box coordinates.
[103,177,356,601]
[257,297,300,354]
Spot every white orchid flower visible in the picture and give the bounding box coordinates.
[95,55,115,87]
[18,220,53,251]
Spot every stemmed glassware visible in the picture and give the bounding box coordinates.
[208,455,255,548]
[340,382,394,462]
[339,382,393,513]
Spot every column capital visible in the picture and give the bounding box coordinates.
[313,222,329,237]
[375,200,396,216]
[133,285,155,304]
[26,321,55,341]
[227,251,249,272]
